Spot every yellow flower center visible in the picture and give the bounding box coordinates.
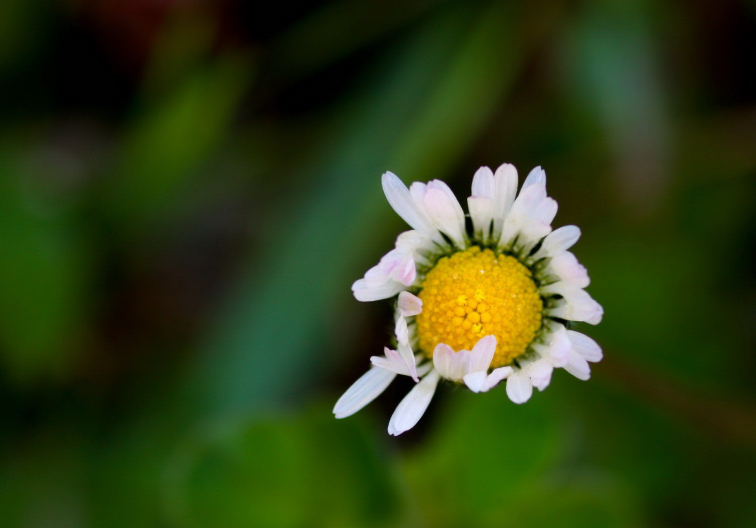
[416,246,543,368]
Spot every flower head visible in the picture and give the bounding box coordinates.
[334,164,603,435]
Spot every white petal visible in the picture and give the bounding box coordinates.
[397,291,423,317]
[468,196,494,239]
[522,166,546,189]
[463,366,512,393]
[382,172,439,239]
[462,371,488,393]
[388,370,440,435]
[567,330,603,362]
[469,335,497,373]
[532,196,557,225]
[424,185,466,247]
[547,288,604,325]
[499,183,548,246]
[549,252,589,288]
[409,181,428,211]
[564,349,591,380]
[518,220,553,249]
[431,343,455,379]
[528,360,554,391]
[432,344,470,381]
[493,163,518,219]
[428,180,466,222]
[487,366,514,388]
[534,225,581,259]
[506,371,533,404]
[352,278,405,302]
[395,316,409,345]
[334,367,396,418]
[397,343,419,381]
[546,325,572,368]
[471,166,495,198]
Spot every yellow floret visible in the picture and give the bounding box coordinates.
[416,247,543,368]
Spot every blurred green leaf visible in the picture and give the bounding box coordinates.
[0,148,93,384]
[165,403,403,528]
[403,388,567,527]
[497,474,643,528]
[0,424,88,527]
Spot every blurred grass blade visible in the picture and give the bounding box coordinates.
[0,147,93,385]
[392,0,558,176]
[269,0,447,83]
[105,50,255,233]
[560,1,671,212]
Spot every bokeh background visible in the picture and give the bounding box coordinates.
[2,0,756,526]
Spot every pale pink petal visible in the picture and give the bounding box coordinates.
[371,346,418,381]
[469,335,497,373]
[550,252,589,288]
[432,344,469,381]
[397,342,419,382]
[390,254,416,286]
[397,291,423,317]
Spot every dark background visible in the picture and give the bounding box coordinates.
[1,0,756,527]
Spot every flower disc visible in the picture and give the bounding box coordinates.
[416,247,543,368]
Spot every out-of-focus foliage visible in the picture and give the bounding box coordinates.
[1,0,756,527]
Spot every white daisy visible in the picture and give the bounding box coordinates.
[334,164,603,435]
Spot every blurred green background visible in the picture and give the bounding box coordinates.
[1,0,756,527]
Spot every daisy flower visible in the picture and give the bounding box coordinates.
[334,164,603,435]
